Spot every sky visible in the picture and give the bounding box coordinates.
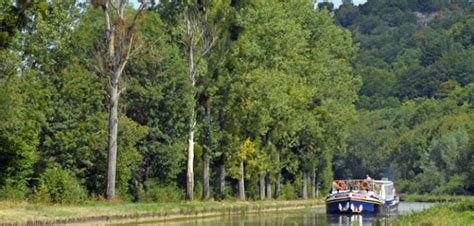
[131,0,368,9]
[316,0,367,8]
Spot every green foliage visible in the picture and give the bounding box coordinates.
[125,11,190,185]
[116,117,148,200]
[394,199,474,226]
[279,182,298,200]
[0,72,45,192]
[333,0,474,196]
[5,0,470,204]
[432,174,467,195]
[0,181,28,201]
[145,181,185,202]
[34,167,86,204]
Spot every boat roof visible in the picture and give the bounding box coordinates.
[334,179,394,184]
[373,180,394,184]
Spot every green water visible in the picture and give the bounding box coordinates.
[116,202,435,226]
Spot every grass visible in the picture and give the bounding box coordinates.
[402,194,474,203]
[0,199,324,224]
[390,198,474,226]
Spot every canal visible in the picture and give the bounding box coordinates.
[116,202,435,226]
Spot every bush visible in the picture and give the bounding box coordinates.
[395,179,412,193]
[146,181,184,202]
[194,180,203,200]
[33,167,86,204]
[0,181,28,201]
[280,182,297,200]
[432,174,466,195]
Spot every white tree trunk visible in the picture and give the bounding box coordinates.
[186,113,195,201]
[104,1,118,200]
[265,174,272,199]
[259,173,265,200]
[202,150,210,199]
[311,169,317,199]
[186,18,195,201]
[239,160,245,200]
[275,172,281,199]
[219,162,225,199]
[275,152,281,199]
[302,171,308,199]
[202,104,211,199]
[101,0,145,201]
[106,83,118,200]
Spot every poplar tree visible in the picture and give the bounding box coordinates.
[93,0,148,200]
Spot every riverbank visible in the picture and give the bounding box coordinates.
[401,194,474,203]
[0,199,324,225]
[391,199,474,226]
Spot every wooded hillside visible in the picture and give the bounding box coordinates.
[334,0,474,195]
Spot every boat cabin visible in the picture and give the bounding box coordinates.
[331,179,396,200]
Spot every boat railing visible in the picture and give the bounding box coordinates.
[332,179,383,194]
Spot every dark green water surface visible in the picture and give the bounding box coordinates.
[116,202,435,226]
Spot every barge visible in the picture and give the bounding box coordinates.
[326,178,399,214]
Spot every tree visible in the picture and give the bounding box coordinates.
[93,0,148,200]
[335,3,360,27]
[124,10,190,193]
[182,0,219,201]
[0,0,52,49]
[0,72,44,195]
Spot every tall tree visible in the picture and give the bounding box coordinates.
[182,0,219,200]
[93,0,148,200]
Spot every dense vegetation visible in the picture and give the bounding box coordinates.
[0,0,472,204]
[0,0,358,203]
[392,199,474,225]
[333,0,474,196]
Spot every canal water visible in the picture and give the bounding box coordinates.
[117,202,435,226]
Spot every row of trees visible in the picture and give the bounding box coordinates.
[0,0,359,203]
[3,0,471,203]
[333,0,474,194]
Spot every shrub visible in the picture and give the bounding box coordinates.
[395,179,412,193]
[432,174,466,195]
[33,167,86,204]
[194,180,203,200]
[0,181,28,201]
[146,181,184,202]
[280,182,297,200]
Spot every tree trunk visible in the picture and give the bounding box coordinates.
[103,0,118,201]
[275,151,281,199]
[239,160,245,200]
[202,150,210,199]
[186,112,195,201]
[219,162,225,199]
[202,103,211,199]
[311,169,317,199]
[302,171,308,199]
[316,179,320,198]
[142,163,150,193]
[106,83,119,200]
[259,173,265,200]
[186,18,195,201]
[275,172,281,199]
[101,0,145,200]
[265,174,272,199]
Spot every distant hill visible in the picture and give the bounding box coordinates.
[335,0,474,107]
[332,0,474,195]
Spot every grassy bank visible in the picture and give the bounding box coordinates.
[391,200,474,226]
[401,194,474,203]
[0,199,324,225]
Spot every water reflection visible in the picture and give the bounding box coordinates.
[116,202,435,226]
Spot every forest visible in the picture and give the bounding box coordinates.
[0,0,473,205]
